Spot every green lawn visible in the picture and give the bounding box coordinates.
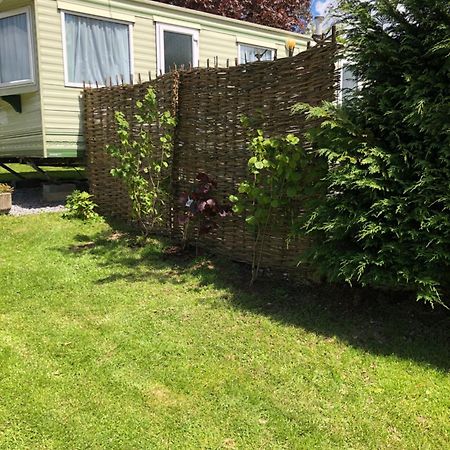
[0,164,85,183]
[0,214,448,449]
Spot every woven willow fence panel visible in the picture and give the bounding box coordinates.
[84,74,179,224]
[85,42,338,271]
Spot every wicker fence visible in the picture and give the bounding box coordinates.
[84,42,338,271]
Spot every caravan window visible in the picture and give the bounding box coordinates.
[63,12,132,86]
[156,23,199,74]
[0,8,34,87]
[238,44,274,64]
[339,62,359,102]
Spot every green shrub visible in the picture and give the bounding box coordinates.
[106,87,176,235]
[63,190,100,222]
[297,0,450,304]
[230,120,316,284]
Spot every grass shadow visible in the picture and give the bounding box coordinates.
[0,166,86,184]
[62,226,450,373]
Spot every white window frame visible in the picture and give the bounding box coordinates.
[156,23,199,75]
[61,10,134,88]
[0,7,36,89]
[238,43,275,64]
[337,58,361,104]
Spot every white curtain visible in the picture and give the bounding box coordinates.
[65,14,130,85]
[0,13,32,84]
[240,45,273,64]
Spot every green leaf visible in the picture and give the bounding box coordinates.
[286,134,300,145]
[238,183,250,194]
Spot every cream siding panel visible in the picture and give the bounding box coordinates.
[134,16,157,76]
[57,1,135,22]
[36,0,83,157]
[0,0,33,11]
[0,93,44,157]
[197,28,305,66]
[0,0,44,158]
[198,29,237,67]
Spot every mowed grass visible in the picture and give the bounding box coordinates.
[0,214,448,449]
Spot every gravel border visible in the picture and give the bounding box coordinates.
[9,188,66,216]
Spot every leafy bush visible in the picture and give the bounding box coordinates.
[297,0,450,304]
[63,190,100,222]
[178,172,230,249]
[107,88,176,235]
[230,122,314,284]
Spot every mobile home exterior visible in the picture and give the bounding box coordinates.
[0,0,309,161]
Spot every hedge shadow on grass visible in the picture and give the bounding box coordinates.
[62,228,450,373]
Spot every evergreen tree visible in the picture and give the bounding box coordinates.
[301,0,450,304]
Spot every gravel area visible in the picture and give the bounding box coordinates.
[9,188,66,216]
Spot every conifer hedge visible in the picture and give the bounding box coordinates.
[301,0,450,304]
